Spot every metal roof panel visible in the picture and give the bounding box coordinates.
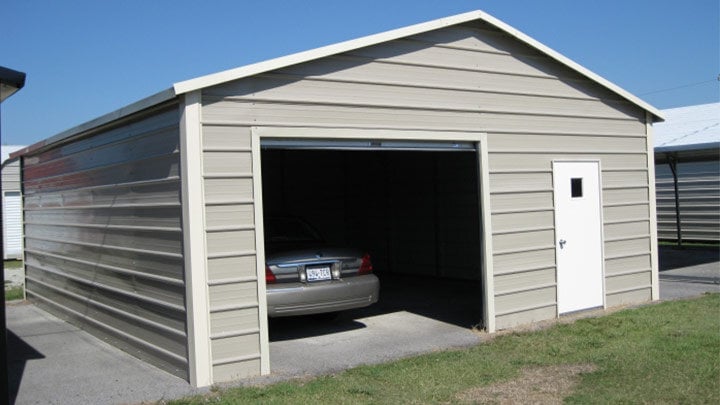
[654,102,720,148]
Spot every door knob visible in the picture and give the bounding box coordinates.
[559,239,567,249]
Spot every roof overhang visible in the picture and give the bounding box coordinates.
[655,141,720,164]
[10,88,177,160]
[0,66,26,102]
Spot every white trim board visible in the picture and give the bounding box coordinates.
[646,112,660,301]
[477,133,495,332]
[180,91,213,387]
[251,134,271,375]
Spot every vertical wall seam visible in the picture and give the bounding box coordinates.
[180,91,213,387]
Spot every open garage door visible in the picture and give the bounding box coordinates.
[258,135,486,324]
[250,128,495,376]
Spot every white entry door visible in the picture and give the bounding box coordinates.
[553,161,604,314]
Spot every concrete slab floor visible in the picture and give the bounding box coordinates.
[5,302,205,405]
[266,310,483,382]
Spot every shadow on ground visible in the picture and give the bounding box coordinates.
[659,245,720,271]
[269,273,483,342]
[6,329,45,405]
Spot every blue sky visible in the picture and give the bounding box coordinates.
[2,0,718,146]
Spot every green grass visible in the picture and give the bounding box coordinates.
[4,285,24,301]
[4,260,24,301]
[4,260,23,269]
[170,294,720,404]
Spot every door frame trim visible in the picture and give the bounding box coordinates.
[551,159,606,316]
[251,126,495,337]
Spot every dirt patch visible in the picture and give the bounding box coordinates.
[456,363,597,404]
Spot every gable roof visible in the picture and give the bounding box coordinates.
[13,9,663,160]
[174,9,663,121]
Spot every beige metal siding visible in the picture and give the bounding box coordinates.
[200,125,263,380]
[655,159,720,241]
[200,21,653,340]
[2,158,21,191]
[22,106,189,379]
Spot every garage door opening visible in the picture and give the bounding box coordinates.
[259,145,484,339]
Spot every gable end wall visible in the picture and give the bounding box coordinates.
[197,20,655,379]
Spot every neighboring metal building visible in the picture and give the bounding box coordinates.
[2,145,26,260]
[11,10,663,386]
[654,103,719,243]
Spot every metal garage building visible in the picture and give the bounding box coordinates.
[654,102,719,243]
[2,145,26,260]
[12,10,663,387]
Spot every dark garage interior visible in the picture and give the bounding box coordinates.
[260,147,485,335]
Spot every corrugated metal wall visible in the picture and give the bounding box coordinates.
[3,158,23,259]
[197,19,653,376]
[22,105,189,379]
[656,159,720,241]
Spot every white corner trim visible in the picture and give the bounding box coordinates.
[180,90,213,387]
[478,133,496,333]
[250,129,271,375]
[646,112,660,301]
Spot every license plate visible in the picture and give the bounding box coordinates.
[306,265,332,282]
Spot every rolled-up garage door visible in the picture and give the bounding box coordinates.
[261,138,476,151]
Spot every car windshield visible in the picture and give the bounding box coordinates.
[265,217,323,243]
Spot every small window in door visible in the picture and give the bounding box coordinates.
[571,178,583,198]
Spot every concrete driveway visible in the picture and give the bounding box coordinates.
[5,302,205,404]
[5,246,719,404]
[659,246,720,300]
